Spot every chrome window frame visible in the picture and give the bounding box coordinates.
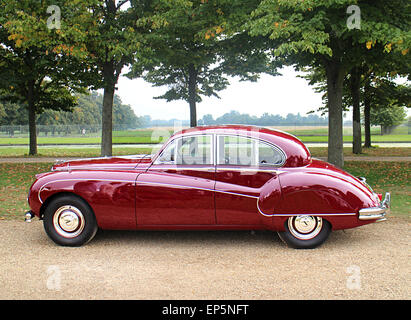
[215,134,286,168]
[153,133,215,166]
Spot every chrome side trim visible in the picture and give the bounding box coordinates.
[149,165,282,173]
[267,212,357,217]
[217,190,258,199]
[52,166,138,172]
[256,200,272,217]
[137,181,259,199]
[216,167,281,173]
[138,181,358,218]
[149,166,215,172]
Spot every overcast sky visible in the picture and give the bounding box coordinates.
[115,66,333,121]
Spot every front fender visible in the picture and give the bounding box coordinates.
[28,170,139,230]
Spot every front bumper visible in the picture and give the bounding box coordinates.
[24,211,35,223]
[359,192,390,222]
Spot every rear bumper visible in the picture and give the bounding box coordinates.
[359,192,390,222]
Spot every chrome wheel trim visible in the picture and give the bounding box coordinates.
[288,216,323,240]
[53,205,85,238]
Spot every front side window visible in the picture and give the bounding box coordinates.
[217,135,284,167]
[156,135,212,165]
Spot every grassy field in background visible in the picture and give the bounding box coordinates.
[0,134,410,145]
[0,146,410,158]
[0,146,155,158]
[0,161,409,221]
[0,126,410,145]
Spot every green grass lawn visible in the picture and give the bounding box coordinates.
[309,146,411,158]
[0,161,409,221]
[0,127,409,145]
[0,136,164,145]
[0,134,409,144]
[0,146,155,158]
[0,146,409,158]
[0,129,173,145]
[344,162,410,220]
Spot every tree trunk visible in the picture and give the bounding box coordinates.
[27,81,37,156]
[101,62,116,157]
[188,64,197,127]
[326,62,345,168]
[350,68,362,154]
[363,78,371,148]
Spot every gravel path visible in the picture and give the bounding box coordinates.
[0,218,409,300]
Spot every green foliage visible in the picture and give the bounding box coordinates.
[249,0,410,61]
[247,0,411,167]
[129,0,273,126]
[0,91,142,128]
[0,0,101,154]
[370,105,407,131]
[131,0,229,101]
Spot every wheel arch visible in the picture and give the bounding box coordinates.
[39,192,95,220]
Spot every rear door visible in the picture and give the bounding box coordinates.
[215,135,284,225]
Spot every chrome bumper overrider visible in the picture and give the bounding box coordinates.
[359,192,390,222]
[24,211,35,223]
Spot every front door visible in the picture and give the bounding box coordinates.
[136,134,216,225]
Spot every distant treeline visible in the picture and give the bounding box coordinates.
[0,91,142,130]
[1,92,329,131]
[140,110,328,127]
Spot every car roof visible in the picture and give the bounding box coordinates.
[170,125,311,167]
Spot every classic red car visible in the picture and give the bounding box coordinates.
[25,125,390,248]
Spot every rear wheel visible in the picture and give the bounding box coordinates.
[277,216,331,249]
[43,195,98,246]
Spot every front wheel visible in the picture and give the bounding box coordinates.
[43,195,98,246]
[277,216,331,249]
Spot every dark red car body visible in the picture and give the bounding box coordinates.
[26,125,390,247]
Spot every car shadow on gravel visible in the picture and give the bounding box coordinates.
[89,228,360,250]
[92,229,284,247]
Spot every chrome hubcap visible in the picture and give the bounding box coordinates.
[288,216,323,240]
[53,206,85,238]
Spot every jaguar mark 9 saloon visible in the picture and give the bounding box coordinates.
[25,125,390,248]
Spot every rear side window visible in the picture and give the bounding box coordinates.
[217,135,284,166]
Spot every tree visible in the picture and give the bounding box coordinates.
[370,105,407,134]
[362,55,410,147]
[0,0,97,155]
[366,80,410,135]
[74,0,157,156]
[302,48,410,150]
[34,91,142,130]
[130,0,275,127]
[248,0,410,167]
